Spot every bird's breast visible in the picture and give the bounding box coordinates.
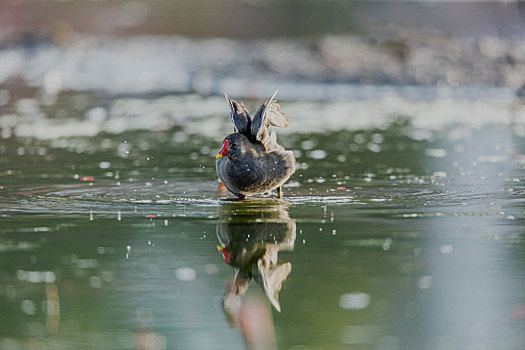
[216,151,295,194]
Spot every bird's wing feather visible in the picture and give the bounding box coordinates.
[224,92,251,134]
[251,90,290,151]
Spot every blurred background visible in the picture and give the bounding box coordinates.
[1,1,525,350]
[3,0,525,96]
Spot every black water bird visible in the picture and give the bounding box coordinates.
[216,91,296,199]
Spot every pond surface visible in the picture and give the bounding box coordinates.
[1,90,525,350]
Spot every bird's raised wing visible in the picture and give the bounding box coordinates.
[256,250,292,312]
[224,92,251,134]
[251,90,290,151]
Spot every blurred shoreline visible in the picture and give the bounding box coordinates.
[1,1,525,96]
[1,32,525,97]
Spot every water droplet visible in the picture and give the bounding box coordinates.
[339,292,371,310]
[301,140,315,150]
[440,245,454,254]
[175,267,196,282]
[309,149,327,159]
[425,148,447,158]
[417,276,433,289]
[21,300,36,315]
[99,161,111,169]
[89,276,102,288]
[135,307,155,328]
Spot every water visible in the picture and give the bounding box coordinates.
[1,89,525,350]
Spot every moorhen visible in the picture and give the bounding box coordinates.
[216,91,296,199]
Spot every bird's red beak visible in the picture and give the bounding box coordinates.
[216,140,229,159]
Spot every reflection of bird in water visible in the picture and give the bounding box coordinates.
[216,201,296,321]
[215,91,296,199]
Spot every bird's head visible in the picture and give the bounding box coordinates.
[216,133,249,160]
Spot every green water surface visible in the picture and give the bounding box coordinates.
[1,93,525,350]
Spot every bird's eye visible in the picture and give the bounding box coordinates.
[231,143,237,148]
